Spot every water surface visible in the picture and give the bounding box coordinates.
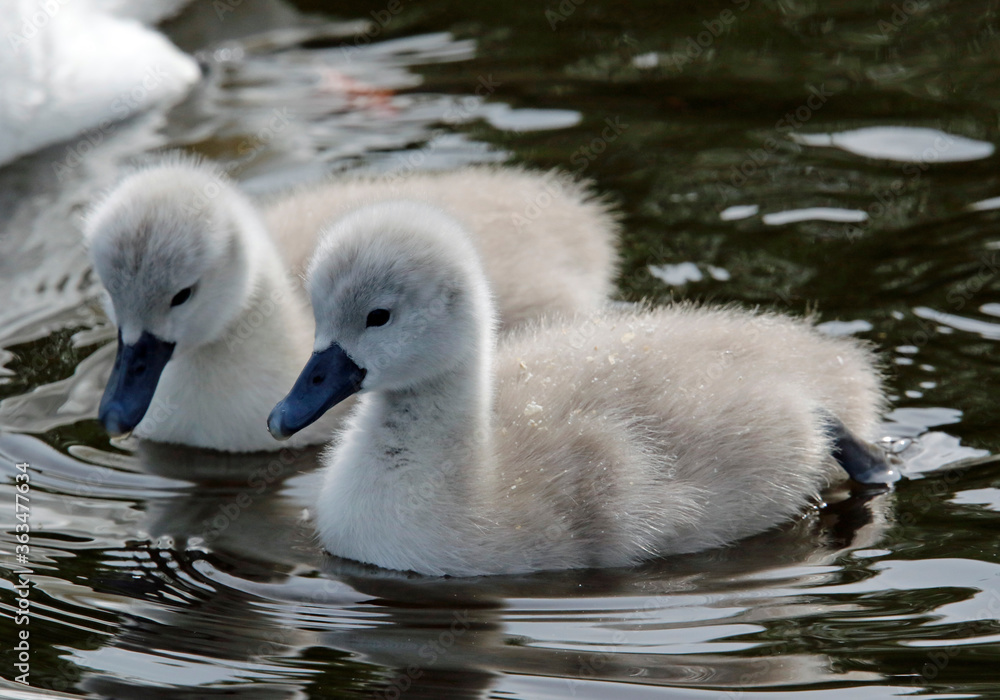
[2,1,1000,697]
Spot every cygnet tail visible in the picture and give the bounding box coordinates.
[824,415,900,486]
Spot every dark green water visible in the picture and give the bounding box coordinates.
[2,0,1000,697]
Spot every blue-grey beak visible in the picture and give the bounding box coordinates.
[268,343,366,440]
[99,330,175,437]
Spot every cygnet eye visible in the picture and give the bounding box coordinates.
[170,287,193,307]
[366,309,391,327]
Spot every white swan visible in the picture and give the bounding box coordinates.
[0,0,197,167]
[268,201,895,576]
[84,156,618,452]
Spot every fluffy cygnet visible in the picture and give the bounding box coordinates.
[263,167,618,328]
[84,156,618,452]
[268,201,895,576]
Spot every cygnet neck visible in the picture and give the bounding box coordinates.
[215,192,312,359]
[354,310,496,491]
[141,193,317,450]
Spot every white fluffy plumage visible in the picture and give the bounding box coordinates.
[83,155,618,451]
[295,201,888,576]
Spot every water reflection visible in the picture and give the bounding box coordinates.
[1,425,908,698]
[1,398,996,696]
[69,439,899,697]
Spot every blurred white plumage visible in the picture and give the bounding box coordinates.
[0,0,198,166]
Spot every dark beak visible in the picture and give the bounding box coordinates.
[268,343,366,440]
[98,330,175,437]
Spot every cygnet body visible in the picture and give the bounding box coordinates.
[84,157,617,452]
[263,167,617,327]
[269,201,892,576]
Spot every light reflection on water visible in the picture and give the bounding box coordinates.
[2,0,1000,697]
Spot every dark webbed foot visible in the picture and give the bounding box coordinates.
[826,417,901,485]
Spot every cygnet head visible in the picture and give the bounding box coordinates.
[268,200,494,440]
[84,155,264,436]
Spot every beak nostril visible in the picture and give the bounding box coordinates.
[270,344,364,440]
